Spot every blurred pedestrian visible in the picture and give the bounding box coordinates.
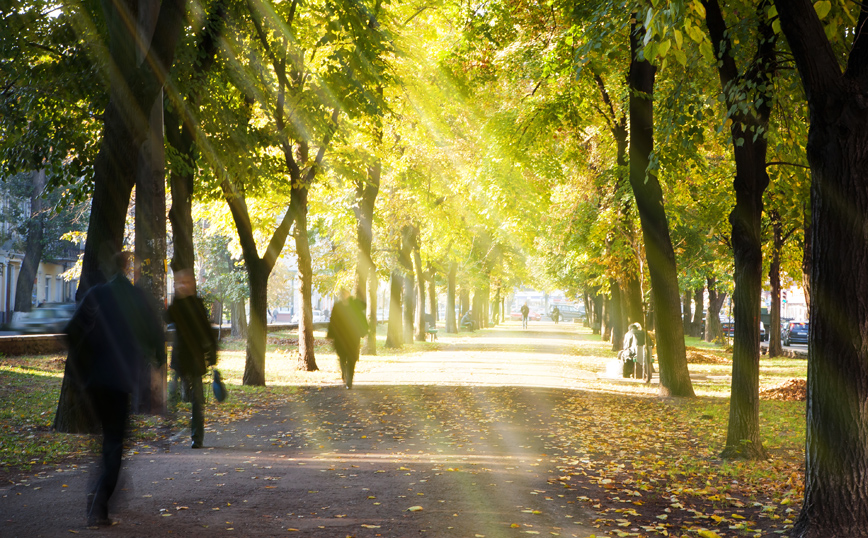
[623,322,646,379]
[552,306,561,324]
[167,268,217,449]
[64,251,164,527]
[521,303,530,329]
[327,288,368,389]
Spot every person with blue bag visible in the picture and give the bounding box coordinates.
[167,268,217,449]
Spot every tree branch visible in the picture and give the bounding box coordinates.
[773,0,842,101]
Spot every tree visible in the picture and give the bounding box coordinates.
[774,1,868,535]
[697,0,776,460]
[628,18,694,398]
[52,0,186,433]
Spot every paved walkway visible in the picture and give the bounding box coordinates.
[2,321,612,537]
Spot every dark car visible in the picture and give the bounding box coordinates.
[11,304,75,334]
[783,321,809,346]
[551,304,585,322]
[721,321,766,340]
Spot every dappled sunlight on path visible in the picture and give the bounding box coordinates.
[358,321,602,388]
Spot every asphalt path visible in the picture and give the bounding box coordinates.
[1,321,606,537]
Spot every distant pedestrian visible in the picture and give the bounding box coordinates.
[167,268,217,449]
[552,306,561,324]
[623,322,646,379]
[521,303,530,329]
[328,288,368,389]
[460,310,476,331]
[64,252,164,527]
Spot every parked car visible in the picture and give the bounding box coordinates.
[783,321,809,346]
[11,304,75,334]
[550,304,585,321]
[720,320,766,340]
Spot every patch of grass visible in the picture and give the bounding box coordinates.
[0,356,96,471]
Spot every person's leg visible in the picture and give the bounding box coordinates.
[189,374,204,448]
[88,388,128,525]
[346,347,359,389]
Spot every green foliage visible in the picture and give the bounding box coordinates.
[0,1,104,205]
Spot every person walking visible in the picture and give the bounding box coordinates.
[65,252,164,527]
[552,306,561,324]
[520,303,530,329]
[623,322,647,380]
[328,288,368,389]
[167,268,217,449]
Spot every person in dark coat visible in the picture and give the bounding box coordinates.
[64,252,164,527]
[327,288,368,389]
[167,268,217,449]
[520,303,530,329]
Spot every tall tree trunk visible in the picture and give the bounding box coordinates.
[231,300,247,338]
[801,203,811,313]
[691,287,704,338]
[14,169,46,313]
[601,294,612,341]
[472,289,483,330]
[134,94,167,415]
[459,287,469,316]
[446,262,457,333]
[776,3,868,534]
[414,246,426,342]
[610,279,625,351]
[244,262,268,385]
[767,211,784,357]
[583,291,592,327]
[705,277,726,343]
[385,269,403,348]
[428,269,436,324]
[628,20,694,397]
[55,0,185,433]
[165,0,226,274]
[492,286,500,325]
[702,0,774,459]
[681,290,692,335]
[591,290,602,334]
[293,186,317,372]
[402,272,414,343]
[364,271,377,355]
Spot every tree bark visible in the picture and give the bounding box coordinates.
[801,203,811,313]
[231,300,247,338]
[427,268,436,324]
[601,294,612,341]
[705,277,726,343]
[610,279,625,351]
[681,289,692,336]
[446,262,457,333]
[292,186,317,372]
[702,0,774,459]
[134,93,167,415]
[399,226,416,343]
[691,287,704,338]
[353,150,379,355]
[365,269,377,355]
[413,246,426,342]
[14,169,46,312]
[385,268,403,348]
[55,0,186,433]
[775,1,868,534]
[628,20,694,398]
[459,287,469,316]
[165,0,226,274]
[245,262,269,385]
[767,211,784,357]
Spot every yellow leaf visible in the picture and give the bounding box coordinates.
[407,506,423,512]
[731,513,745,519]
[511,523,521,528]
[697,530,723,538]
